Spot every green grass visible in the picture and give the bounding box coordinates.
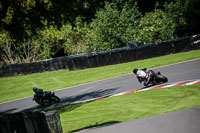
[58,84,200,133]
[0,50,200,103]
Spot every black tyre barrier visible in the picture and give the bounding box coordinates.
[0,110,63,133]
[60,57,68,69]
[0,34,199,77]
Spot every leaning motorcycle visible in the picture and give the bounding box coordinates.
[143,70,168,86]
[33,91,60,105]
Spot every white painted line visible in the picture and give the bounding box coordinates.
[72,98,97,104]
[45,79,200,106]
[185,80,200,85]
[71,86,94,96]
[150,58,200,70]
[55,58,200,92]
[162,83,177,88]
[1,58,200,105]
[110,92,128,97]
[138,88,152,92]
[0,96,33,105]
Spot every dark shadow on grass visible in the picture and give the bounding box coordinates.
[56,102,85,113]
[71,121,121,133]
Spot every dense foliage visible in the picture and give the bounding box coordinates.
[0,0,200,65]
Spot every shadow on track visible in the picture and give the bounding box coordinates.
[0,108,18,115]
[137,82,166,91]
[21,87,120,113]
[59,87,120,104]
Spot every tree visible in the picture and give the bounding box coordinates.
[136,9,176,44]
[164,0,200,36]
[62,17,92,55]
[89,1,141,51]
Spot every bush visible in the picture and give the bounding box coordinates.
[136,9,176,44]
[37,26,64,58]
[0,30,49,65]
[0,26,65,65]
[0,30,17,65]
[61,17,92,55]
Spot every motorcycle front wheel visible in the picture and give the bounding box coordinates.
[50,95,60,103]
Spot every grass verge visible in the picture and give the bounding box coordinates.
[58,84,200,133]
[0,50,200,103]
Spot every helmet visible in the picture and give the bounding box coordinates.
[33,87,38,92]
[133,68,138,74]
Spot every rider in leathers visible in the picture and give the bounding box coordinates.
[33,87,48,103]
[133,68,156,86]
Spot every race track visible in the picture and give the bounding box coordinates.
[77,106,200,133]
[0,58,200,114]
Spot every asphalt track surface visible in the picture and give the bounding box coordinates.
[0,58,200,133]
[0,58,200,114]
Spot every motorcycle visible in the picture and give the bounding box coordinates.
[33,91,60,105]
[142,70,168,86]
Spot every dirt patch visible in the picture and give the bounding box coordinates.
[164,93,194,105]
